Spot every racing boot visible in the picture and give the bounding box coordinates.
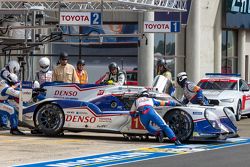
[10,128,25,135]
[174,140,182,146]
[171,137,182,145]
[157,131,164,143]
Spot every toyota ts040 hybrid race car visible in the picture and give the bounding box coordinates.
[198,73,250,121]
[19,77,238,142]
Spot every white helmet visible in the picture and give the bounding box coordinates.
[39,57,50,72]
[176,72,187,87]
[1,71,18,85]
[7,60,20,74]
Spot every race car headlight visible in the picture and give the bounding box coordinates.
[224,107,237,127]
[205,108,221,130]
[220,98,234,103]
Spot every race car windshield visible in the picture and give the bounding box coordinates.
[198,80,238,90]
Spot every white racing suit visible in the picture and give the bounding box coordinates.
[102,71,126,86]
[0,80,20,129]
[36,70,53,85]
[0,68,10,126]
[182,81,208,105]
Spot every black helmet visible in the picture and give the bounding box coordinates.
[77,59,85,66]
[108,62,118,71]
[59,52,68,60]
[157,58,168,69]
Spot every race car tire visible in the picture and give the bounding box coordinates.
[34,103,65,136]
[163,109,193,141]
[236,101,242,121]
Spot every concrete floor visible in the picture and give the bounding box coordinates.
[0,117,249,167]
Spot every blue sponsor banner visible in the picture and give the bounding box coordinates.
[61,23,138,43]
[155,0,191,25]
[21,81,32,89]
[224,0,250,29]
[14,138,250,167]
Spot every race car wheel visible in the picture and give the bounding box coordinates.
[35,103,64,136]
[163,109,193,141]
[235,101,242,121]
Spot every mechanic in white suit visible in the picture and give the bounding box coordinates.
[176,72,208,105]
[0,60,25,135]
[130,89,181,145]
[36,57,53,85]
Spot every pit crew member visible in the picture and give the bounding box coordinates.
[130,90,181,145]
[52,52,79,83]
[0,60,25,135]
[76,59,88,84]
[176,72,208,105]
[101,62,126,86]
[36,57,52,85]
[156,58,175,96]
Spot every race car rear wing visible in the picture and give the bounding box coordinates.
[152,75,171,93]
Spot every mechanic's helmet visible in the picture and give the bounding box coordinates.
[77,59,85,66]
[157,58,169,71]
[1,72,18,85]
[157,58,165,66]
[138,89,149,97]
[59,52,69,60]
[176,72,188,87]
[39,57,50,72]
[7,60,20,74]
[108,62,118,72]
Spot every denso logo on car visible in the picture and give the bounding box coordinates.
[65,115,96,123]
[54,90,78,96]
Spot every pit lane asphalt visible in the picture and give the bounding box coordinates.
[1,117,250,167]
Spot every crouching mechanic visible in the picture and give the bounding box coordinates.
[130,90,181,145]
[176,72,208,105]
[0,60,25,135]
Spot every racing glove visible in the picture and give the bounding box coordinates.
[107,80,114,85]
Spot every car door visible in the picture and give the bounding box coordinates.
[239,79,250,112]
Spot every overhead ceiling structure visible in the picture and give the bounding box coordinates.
[0,0,188,13]
[0,0,189,55]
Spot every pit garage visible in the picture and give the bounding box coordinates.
[1,1,250,167]
[0,0,188,85]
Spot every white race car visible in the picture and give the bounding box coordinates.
[198,73,250,121]
[19,77,238,142]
